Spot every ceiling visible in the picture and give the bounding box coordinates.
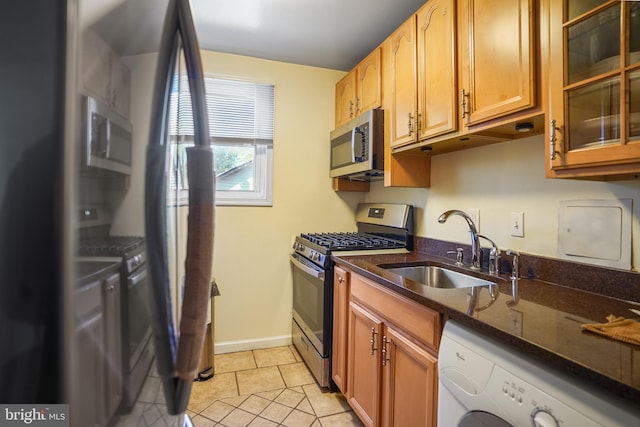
[191,0,425,71]
[84,0,426,72]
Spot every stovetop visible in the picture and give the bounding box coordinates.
[300,232,405,251]
[79,235,145,257]
[292,204,414,268]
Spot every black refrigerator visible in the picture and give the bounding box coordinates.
[0,0,214,425]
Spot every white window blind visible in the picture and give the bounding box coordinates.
[168,75,275,206]
[169,76,274,144]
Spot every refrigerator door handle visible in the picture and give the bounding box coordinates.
[144,0,214,415]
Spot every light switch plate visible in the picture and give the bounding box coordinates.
[510,212,524,237]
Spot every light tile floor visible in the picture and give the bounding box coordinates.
[186,346,364,427]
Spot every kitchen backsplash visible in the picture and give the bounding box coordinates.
[415,237,640,303]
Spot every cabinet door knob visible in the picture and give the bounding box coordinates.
[370,327,378,355]
[461,89,470,119]
[408,113,414,136]
[549,119,559,161]
[381,336,391,366]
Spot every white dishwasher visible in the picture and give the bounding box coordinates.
[438,320,640,427]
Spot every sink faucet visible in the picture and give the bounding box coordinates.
[506,249,520,280]
[478,234,500,275]
[437,210,481,270]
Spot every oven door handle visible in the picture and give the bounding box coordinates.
[290,253,325,280]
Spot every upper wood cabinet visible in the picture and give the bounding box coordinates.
[335,70,357,127]
[357,48,383,115]
[383,17,431,188]
[82,30,131,118]
[458,0,536,126]
[545,0,640,179]
[389,0,539,152]
[335,48,382,127]
[387,17,419,147]
[417,0,458,140]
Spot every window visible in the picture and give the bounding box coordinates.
[168,74,274,206]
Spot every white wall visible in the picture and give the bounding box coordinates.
[197,52,366,352]
[366,135,640,269]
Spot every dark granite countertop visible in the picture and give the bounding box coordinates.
[76,260,121,288]
[332,250,640,405]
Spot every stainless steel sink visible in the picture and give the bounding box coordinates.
[382,265,494,289]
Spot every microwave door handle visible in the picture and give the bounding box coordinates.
[351,126,358,163]
[352,126,366,163]
[105,119,111,157]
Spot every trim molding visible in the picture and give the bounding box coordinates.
[214,335,292,354]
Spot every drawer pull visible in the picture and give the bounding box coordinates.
[370,327,378,355]
[381,336,391,366]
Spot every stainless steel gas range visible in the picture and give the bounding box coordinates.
[290,203,414,388]
[77,207,153,414]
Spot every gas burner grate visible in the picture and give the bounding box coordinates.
[301,232,403,251]
[79,236,145,256]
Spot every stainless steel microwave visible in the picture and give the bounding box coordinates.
[84,96,133,175]
[330,108,384,180]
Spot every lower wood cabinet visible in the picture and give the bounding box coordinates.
[336,269,440,427]
[381,325,438,427]
[348,302,383,427]
[74,270,122,427]
[332,266,350,392]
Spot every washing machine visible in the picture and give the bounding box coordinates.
[438,320,640,427]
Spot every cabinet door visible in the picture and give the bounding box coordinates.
[76,314,105,427]
[336,70,357,127]
[347,301,382,427]
[103,273,122,419]
[417,0,458,139]
[357,48,382,115]
[388,15,418,148]
[381,326,438,427]
[82,30,111,103]
[546,0,640,177]
[332,266,349,392]
[110,58,130,118]
[458,0,535,126]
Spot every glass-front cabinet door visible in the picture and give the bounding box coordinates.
[546,0,640,178]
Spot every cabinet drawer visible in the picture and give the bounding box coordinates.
[350,273,440,349]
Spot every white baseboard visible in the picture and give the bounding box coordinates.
[214,335,292,354]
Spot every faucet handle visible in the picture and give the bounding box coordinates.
[447,248,464,266]
[506,249,520,279]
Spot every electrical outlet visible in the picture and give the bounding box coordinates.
[510,211,524,237]
[468,209,480,231]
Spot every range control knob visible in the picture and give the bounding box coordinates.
[531,409,559,427]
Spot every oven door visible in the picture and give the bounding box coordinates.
[290,252,329,356]
[127,266,151,369]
